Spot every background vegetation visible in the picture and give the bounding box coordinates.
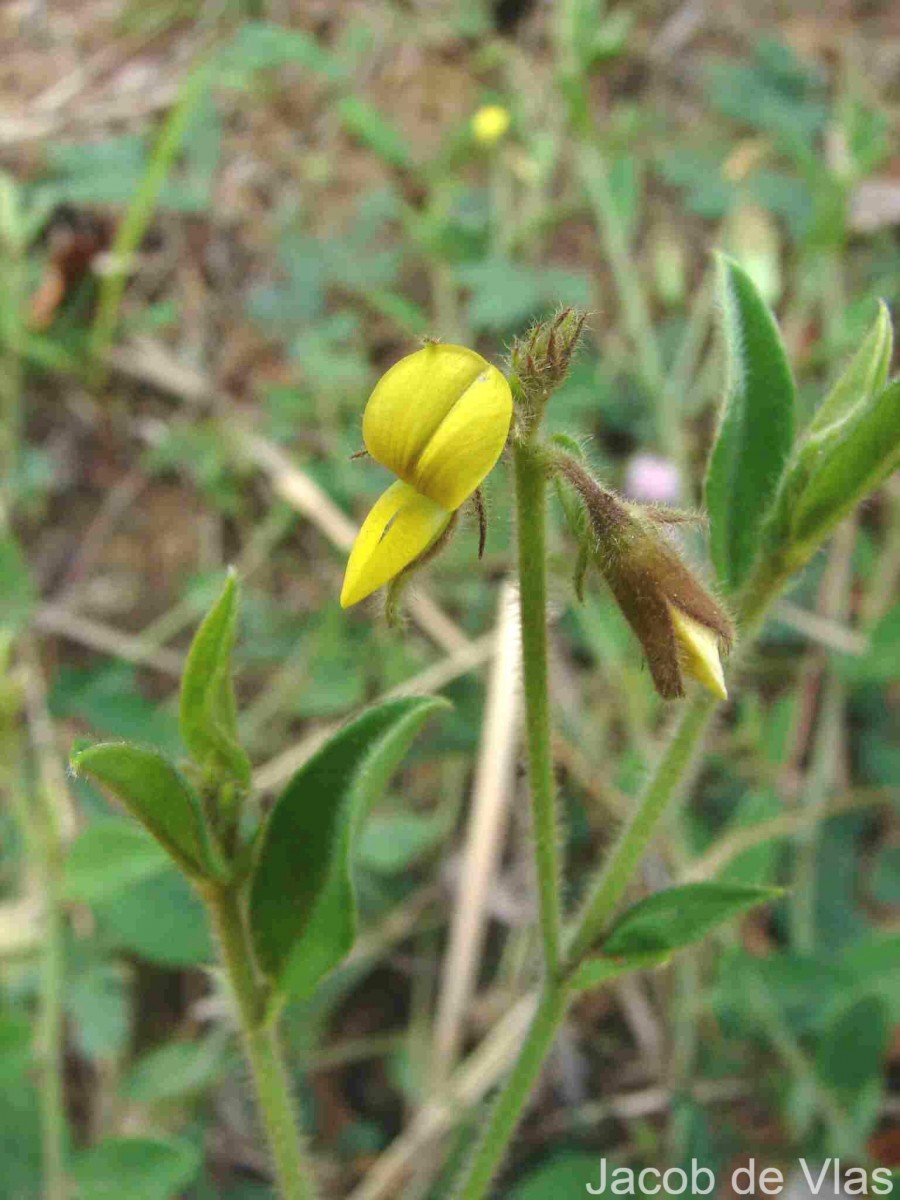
[1,1,898,1197]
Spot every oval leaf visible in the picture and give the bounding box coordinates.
[72,1136,201,1200]
[705,254,795,592]
[817,993,889,1100]
[250,696,447,1002]
[602,881,781,957]
[567,949,670,993]
[808,300,892,436]
[62,819,170,903]
[123,1034,230,1105]
[179,570,251,786]
[71,743,223,880]
[790,378,900,549]
[99,869,213,967]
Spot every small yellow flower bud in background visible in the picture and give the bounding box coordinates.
[341,344,512,608]
[471,104,511,147]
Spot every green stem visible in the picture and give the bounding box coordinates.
[89,63,211,381]
[207,887,317,1200]
[566,692,717,963]
[453,987,567,1200]
[0,235,24,512]
[37,844,67,1200]
[513,440,562,979]
[449,540,799,1198]
[20,641,70,1200]
[577,144,687,477]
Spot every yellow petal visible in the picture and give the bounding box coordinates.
[669,606,728,701]
[363,345,490,481]
[340,481,452,608]
[410,364,512,510]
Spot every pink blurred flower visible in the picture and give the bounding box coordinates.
[624,453,681,505]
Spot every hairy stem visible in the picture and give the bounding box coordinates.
[453,988,567,1200]
[514,440,562,979]
[37,843,67,1200]
[449,531,799,1198]
[566,693,717,962]
[207,887,317,1200]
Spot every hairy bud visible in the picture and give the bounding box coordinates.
[556,454,734,700]
[509,308,588,432]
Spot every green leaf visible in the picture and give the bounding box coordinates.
[62,819,170,903]
[71,743,223,880]
[336,97,413,170]
[817,994,889,1100]
[123,1034,230,1105]
[568,949,670,993]
[0,1012,33,1083]
[0,534,36,634]
[217,21,344,86]
[705,254,795,591]
[98,869,213,967]
[718,789,786,887]
[179,570,251,786]
[509,1154,611,1199]
[602,881,780,957]
[808,300,892,436]
[837,602,900,685]
[72,1136,201,1200]
[68,962,130,1061]
[250,696,447,1002]
[357,809,451,875]
[789,378,900,549]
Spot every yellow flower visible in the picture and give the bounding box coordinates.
[669,607,728,701]
[341,344,512,608]
[471,105,511,147]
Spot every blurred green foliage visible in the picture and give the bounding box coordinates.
[0,2,898,1198]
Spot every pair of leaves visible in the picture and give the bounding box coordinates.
[706,256,898,594]
[249,695,447,1004]
[72,572,247,882]
[72,572,446,1003]
[570,881,779,992]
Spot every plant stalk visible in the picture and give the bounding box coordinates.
[513,440,563,979]
[566,692,717,962]
[208,886,318,1200]
[453,987,567,1200]
[89,64,211,382]
[37,842,67,1200]
[452,530,799,1198]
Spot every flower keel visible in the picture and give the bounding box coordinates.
[340,481,452,608]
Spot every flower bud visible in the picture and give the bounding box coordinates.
[509,308,588,424]
[556,454,734,700]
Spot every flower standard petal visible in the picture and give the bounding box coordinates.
[340,480,452,608]
[411,366,512,510]
[363,345,493,482]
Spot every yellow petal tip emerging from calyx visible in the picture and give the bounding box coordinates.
[669,606,728,701]
[340,480,452,608]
